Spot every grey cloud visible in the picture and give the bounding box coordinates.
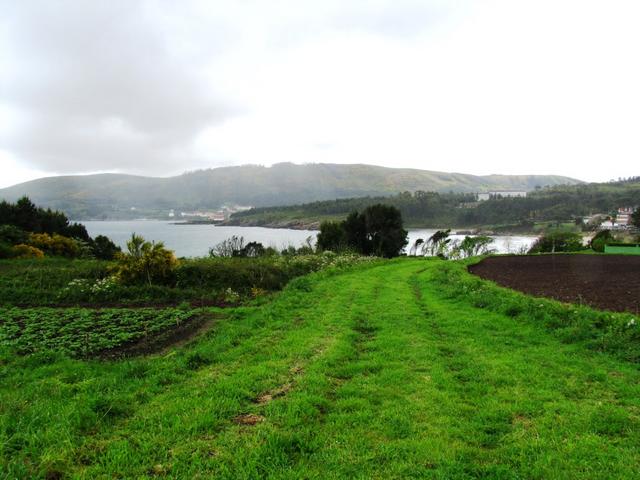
[1,0,238,173]
[0,0,459,176]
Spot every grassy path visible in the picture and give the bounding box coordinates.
[2,260,639,479]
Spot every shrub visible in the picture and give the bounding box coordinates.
[209,235,246,257]
[590,229,613,253]
[111,234,178,286]
[28,232,81,258]
[240,241,266,257]
[176,257,291,292]
[176,253,379,293]
[0,241,16,259]
[458,235,495,258]
[528,231,584,253]
[91,235,121,260]
[421,230,452,257]
[209,238,269,258]
[12,244,45,259]
[0,225,28,245]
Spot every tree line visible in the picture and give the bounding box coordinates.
[317,204,407,258]
[232,180,640,228]
[0,197,120,259]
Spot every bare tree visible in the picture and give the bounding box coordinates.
[209,235,245,257]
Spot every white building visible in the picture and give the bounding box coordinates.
[477,191,528,201]
[616,207,636,226]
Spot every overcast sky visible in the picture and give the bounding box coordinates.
[1,0,638,188]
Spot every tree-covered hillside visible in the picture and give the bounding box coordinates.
[227,178,640,230]
[0,163,580,219]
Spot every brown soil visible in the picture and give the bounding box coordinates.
[96,313,220,360]
[255,383,293,405]
[233,414,265,426]
[468,255,640,314]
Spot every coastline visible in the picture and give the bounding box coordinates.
[221,218,540,237]
[77,217,542,237]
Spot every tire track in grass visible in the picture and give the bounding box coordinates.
[73,265,382,478]
[185,266,399,478]
[193,264,400,478]
[410,266,512,458]
[287,262,450,478]
[411,262,640,478]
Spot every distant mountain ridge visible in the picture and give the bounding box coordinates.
[0,163,582,219]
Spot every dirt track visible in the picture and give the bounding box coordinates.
[468,255,640,313]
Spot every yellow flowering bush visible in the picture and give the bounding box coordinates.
[12,244,45,259]
[28,232,81,258]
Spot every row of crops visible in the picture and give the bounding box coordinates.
[0,307,200,358]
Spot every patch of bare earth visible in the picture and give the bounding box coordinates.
[244,340,332,426]
[255,383,293,405]
[469,255,640,313]
[233,414,265,426]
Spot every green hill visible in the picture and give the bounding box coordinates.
[0,163,580,219]
[227,178,640,230]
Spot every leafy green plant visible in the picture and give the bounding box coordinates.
[112,234,178,286]
[176,253,377,293]
[0,307,195,357]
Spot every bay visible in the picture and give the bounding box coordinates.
[82,220,537,258]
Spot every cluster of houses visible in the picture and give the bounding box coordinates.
[583,207,638,231]
[473,192,637,232]
[168,205,252,223]
[614,207,636,227]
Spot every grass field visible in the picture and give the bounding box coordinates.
[1,259,639,478]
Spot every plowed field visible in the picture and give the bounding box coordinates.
[469,254,640,313]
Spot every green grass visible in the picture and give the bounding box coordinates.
[1,259,639,478]
[0,258,108,304]
[433,258,640,362]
